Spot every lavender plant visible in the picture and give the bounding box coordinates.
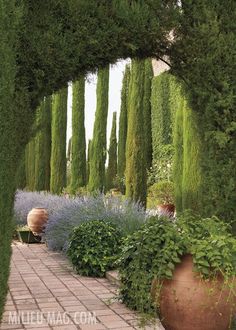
[14,190,147,251]
[45,194,147,251]
[14,190,72,225]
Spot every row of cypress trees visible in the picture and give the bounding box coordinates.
[21,59,154,207]
[151,70,202,216]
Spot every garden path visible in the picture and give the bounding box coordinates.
[0,243,164,330]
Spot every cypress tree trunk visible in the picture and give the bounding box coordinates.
[88,66,109,192]
[106,112,117,190]
[34,96,52,191]
[50,87,68,194]
[117,64,130,187]
[70,77,86,193]
[125,59,147,207]
[143,59,153,170]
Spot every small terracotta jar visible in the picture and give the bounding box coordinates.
[27,208,48,235]
[157,204,175,217]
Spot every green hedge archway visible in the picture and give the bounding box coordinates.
[0,0,235,319]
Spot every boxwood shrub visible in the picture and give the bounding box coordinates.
[67,220,122,277]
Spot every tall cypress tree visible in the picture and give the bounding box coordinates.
[88,66,109,192]
[16,152,26,190]
[173,97,184,213]
[151,72,172,163]
[34,96,52,191]
[50,87,68,194]
[182,103,202,212]
[143,58,153,170]
[25,139,36,191]
[125,59,147,207]
[117,64,130,184]
[70,77,86,193]
[106,112,117,190]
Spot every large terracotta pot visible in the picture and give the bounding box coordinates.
[27,208,48,235]
[153,254,236,330]
[157,204,175,217]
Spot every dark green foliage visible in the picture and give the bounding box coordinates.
[119,213,236,314]
[67,220,121,277]
[106,112,117,190]
[143,59,153,170]
[0,0,24,319]
[88,66,109,192]
[117,64,130,188]
[125,59,147,207]
[25,139,36,191]
[34,97,52,191]
[70,77,86,193]
[50,88,68,194]
[170,1,236,227]
[16,152,26,189]
[182,104,202,212]
[173,99,184,213]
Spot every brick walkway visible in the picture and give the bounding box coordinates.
[0,243,164,330]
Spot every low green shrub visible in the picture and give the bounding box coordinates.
[67,220,122,277]
[148,180,174,205]
[118,213,236,315]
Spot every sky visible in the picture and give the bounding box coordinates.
[67,59,130,149]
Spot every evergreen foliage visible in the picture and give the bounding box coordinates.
[0,0,23,318]
[106,112,117,190]
[182,104,202,212]
[50,87,68,194]
[70,77,86,193]
[117,65,130,186]
[88,66,109,192]
[25,139,36,191]
[16,153,26,190]
[125,59,147,207]
[173,98,184,213]
[143,59,153,170]
[151,72,172,163]
[34,97,52,191]
[170,1,236,226]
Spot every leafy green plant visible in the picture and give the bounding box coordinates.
[118,216,185,314]
[148,180,174,205]
[67,220,122,277]
[118,213,236,315]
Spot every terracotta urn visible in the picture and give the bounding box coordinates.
[157,204,175,217]
[153,254,236,330]
[27,208,48,235]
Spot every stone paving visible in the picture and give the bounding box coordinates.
[0,243,164,330]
